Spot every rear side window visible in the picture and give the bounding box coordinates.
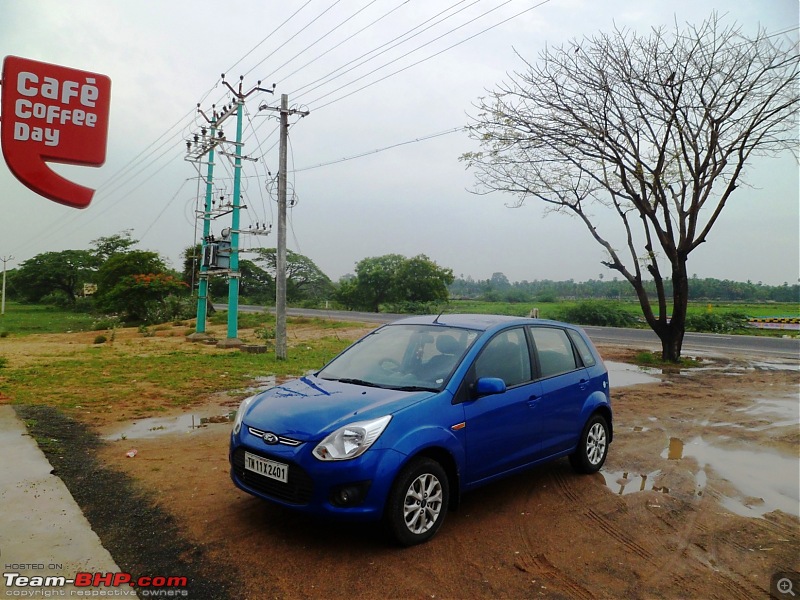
[529,327,578,378]
[474,328,531,387]
[567,329,596,367]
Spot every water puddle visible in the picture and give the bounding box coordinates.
[104,376,281,441]
[662,436,799,518]
[735,394,799,428]
[694,394,799,432]
[240,375,278,394]
[602,469,669,495]
[103,411,234,441]
[750,361,800,372]
[605,361,661,387]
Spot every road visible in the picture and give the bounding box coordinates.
[228,305,800,361]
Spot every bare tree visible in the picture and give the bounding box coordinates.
[463,14,799,361]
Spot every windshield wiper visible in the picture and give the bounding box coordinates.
[393,385,439,392]
[325,377,384,388]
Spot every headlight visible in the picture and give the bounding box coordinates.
[313,415,392,461]
[232,395,255,435]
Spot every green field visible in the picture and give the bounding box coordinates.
[446,299,800,320]
[1,300,797,339]
[0,303,98,336]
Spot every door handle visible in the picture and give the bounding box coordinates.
[527,395,539,407]
[579,378,588,390]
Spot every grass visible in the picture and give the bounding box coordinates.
[633,351,702,369]
[0,302,97,336]
[447,299,799,320]
[0,316,364,419]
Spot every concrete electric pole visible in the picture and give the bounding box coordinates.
[1,255,13,316]
[261,94,309,360]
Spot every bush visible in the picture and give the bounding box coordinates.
[384,301,446,315]
[685,311,748,333]
[93,335,107,344]
[557,301,638,327]
[92,315,122,330]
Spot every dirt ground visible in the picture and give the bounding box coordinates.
[5,326,800,599]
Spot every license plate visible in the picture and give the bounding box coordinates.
[244,452,288,483]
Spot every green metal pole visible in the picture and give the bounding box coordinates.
[226,99,243,342]
[195,120,216,335]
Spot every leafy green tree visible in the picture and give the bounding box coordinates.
[94,250,186,321]
[338,254,454,312]
[255,249,333,303]
[346,254,405,311]
[91,230,137,264]
[391,255,454,305]
[100,273,189,322]
[12,250,95,304]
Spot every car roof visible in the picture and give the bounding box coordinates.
[390,313,572,332]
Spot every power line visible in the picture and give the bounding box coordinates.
[307,0,553,111]
[291,126,466,172]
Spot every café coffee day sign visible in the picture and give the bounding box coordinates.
[1,56,111,209]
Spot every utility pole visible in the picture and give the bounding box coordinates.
[1,255,13,316]
[220,75,274,348]
[261,94,309,360]
[187,75,274,347]
[185,113,217,341]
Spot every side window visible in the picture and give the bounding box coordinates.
[530,327,579,378]
[567,329,596,367]
[474,328,532,387]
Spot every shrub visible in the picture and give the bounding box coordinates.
[384,301,445,314]
[557,301,638,327]
[92,315,122,330]
[93,335,108,344]
[685,311,748,333]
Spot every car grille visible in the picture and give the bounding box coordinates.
[232,447,314,505]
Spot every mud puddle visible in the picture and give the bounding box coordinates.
[666,436,799,518]
[605,361,661,387]
[102,376,279,441]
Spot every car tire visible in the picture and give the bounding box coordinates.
[386,457,449,546]
[569,414,609,474]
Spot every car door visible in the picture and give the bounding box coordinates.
[528,326,590,460]
[461,327,542,484]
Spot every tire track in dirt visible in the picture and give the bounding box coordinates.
[514,553,596,600]
[583,508,653,560]
[511,470,597,599]
[554,466,656,561]
[515,467,659,598]
[638,404,767,600]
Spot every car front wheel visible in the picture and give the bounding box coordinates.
[386,457,449,546]
[569,414,609,474]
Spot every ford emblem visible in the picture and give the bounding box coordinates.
[262,432,279,445]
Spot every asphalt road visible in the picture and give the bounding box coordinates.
[228,305,800,361]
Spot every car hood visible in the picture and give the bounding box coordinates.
[243,375,436,440]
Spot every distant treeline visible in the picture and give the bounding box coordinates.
[449,273,799,303]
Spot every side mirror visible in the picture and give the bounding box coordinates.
[474,377,506,397]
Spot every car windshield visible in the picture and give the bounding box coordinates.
[318,324,479,391]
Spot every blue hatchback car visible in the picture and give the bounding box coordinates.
[230,314,611,545]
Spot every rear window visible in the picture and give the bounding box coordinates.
[567,329,596,367]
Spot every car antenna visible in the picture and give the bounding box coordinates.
[433,308,446,324]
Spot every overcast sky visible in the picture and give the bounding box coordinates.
[1,0,798,286]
